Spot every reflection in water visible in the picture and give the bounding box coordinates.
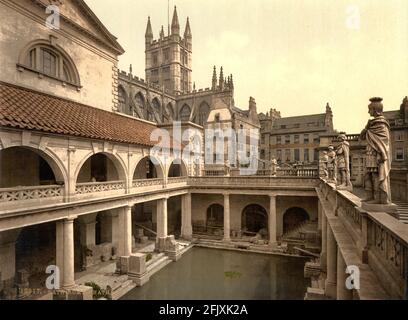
[121,248,309,300]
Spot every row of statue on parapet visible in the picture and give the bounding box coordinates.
[320,98,395,213]
[319,133,353,191]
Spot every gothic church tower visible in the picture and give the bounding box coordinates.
[145,6,192,94]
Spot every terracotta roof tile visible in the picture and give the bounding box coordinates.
[0,82,157,147]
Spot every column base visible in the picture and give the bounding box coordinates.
[325,280,337,299]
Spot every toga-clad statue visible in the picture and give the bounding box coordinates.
[336,133,353,190]
[269,158,278,177]
[319,151,329,180]
[360,97,392,205]
[327,145,337,183]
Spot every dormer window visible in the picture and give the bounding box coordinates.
[18,39,81,89]
[215,113,221,123]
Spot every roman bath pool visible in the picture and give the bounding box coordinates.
[121,247,309,300]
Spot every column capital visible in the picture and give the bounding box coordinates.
[64,216,77,223]
[223,192,231,197]
[269,194,277,200]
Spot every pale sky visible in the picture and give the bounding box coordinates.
[86,0,408,133]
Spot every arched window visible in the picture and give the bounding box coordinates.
[118,86,127,113]
[19,41,80,87]
[180,104,191,122]
[152,98,161,114]
[197,102,210,126]
[135,93,145,117]
[165,103,174,122]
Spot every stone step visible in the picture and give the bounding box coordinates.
[111,279,136,300]
[146,253,166,268]
[147,256,171,276]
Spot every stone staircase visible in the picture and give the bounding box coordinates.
[111,276,136,300]
[393,201,408,224]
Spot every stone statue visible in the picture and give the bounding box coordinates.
[269,158,278,176]
[319,151,329,179]
[327,145,337,183]
[360,97,393,207]
[224,159,231,176]
[336,133,353,190]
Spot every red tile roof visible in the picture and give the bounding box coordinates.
[0,82,157,147]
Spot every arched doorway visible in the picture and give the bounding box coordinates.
[283,207,310,234]
[241,204,268,237]
[206,204,224,233]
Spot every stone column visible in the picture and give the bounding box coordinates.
[181,193,193,240]
[325,224,337,299]
[269,195,277,246]
[56,221,64,285]
[0,229,20,289]
[62,218,75,288]
[317,202,322,232]
[156,198,168,252]
[123,206,133,257]
[320,211,327,272]
[337,250,353,300]
[223,193,231,241]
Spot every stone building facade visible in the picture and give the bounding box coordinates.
[259,104,334,165]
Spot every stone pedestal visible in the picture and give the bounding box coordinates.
[116,256,130,274]
[128,253,149,286]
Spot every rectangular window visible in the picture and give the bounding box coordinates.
[276,136,281,144]
[304,134,309,144]
[153,52,159,66]
[163,49,170,62]
[314,148,319,162]
[277,150,282,161]
[396,131,404,142]
[281,125,287,129]
[396,148,404,161]
[304,149,310,162]
[314,135,320,143]
[294,149,300,161]
[285,135,291,144]
[294,135,299,144]
[285,149,291,162]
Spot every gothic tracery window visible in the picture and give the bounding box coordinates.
[180,104,191,122]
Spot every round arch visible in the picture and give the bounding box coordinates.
[241,204,268,236]
[74,152,127,184]
[283,207,310,234]
[132,156,164,180]
[206,203,224,229]
[0,146,67,187]
[18,39,80,85]
[167,159,188,177]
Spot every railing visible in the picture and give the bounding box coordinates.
[189,176,319,188]
[132,178,163,188]
[75,181,125,195]
[319,180,408,299]
[0,185,63,203]
[168,177,188,184]
[204,168,319,178]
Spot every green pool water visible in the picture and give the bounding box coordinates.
[121,247,309,300]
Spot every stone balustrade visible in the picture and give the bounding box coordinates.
[167,177,188,184]
[75,181,126,195]
[318,180,408,299]
[132,178,164,188]
[0,185,63,203]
